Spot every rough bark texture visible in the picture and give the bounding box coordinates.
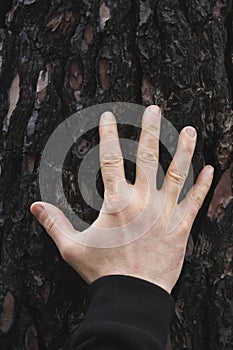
[0,1,232,349]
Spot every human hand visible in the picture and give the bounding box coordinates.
[31,105,214,294]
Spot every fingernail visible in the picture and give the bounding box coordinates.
[31,203,44,217]
[101,112,113,123]
[186,127,196,138]
[148,105,161,115]
[206,165,214,175]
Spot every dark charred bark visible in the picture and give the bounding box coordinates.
[0,1,232,349]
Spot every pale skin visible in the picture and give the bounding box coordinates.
[31,105,214,294]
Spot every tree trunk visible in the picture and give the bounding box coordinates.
[0,1,232,349]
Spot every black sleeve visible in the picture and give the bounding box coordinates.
[74,275,175,350]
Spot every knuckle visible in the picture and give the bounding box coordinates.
[167,167,186,185]
[101,152,123,167]
[201,181,210,193]
[137,148,158,163]
[44,215,57,235]
[190,192,203,208]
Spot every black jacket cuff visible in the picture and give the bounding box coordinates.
[87,275,175,348]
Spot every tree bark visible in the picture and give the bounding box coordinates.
[0,1,232,349]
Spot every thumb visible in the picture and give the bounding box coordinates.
[30,202,75,251]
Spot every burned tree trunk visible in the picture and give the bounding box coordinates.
[0,1,232,349]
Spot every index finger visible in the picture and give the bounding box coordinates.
[99,112,126,199]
